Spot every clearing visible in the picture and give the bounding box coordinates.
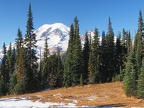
[1,82,144,107]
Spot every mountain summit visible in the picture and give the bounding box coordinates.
[34,23,70,57]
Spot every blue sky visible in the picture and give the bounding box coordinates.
[0,0,144,47]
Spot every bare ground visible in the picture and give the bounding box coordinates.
[1,82,144,107]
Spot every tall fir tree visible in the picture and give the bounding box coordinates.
[56,51,64,87]
[88,32,93,83]
[114,32,122,81]
[48,53,63,88]
[134,10,143,80]
[99,31,107,82]
[0,76,5,96]
[0,43,9,94]
[82,31,90,83]
[15,28,23,63]
[7,43,16,75]
[16,44,26,94]
[9,29,23,94]
[124,51,136,97]
[137,58,144,98]
[135,32,142,79]
[7,43,13,74]
[41,36,50,89]
[24,4,38,92]
[64,17,83,86]
[88,28,100,83]
[63,24,74,87]
[105,17,115,82]
[126,31,132,54]
[72,16,83,85]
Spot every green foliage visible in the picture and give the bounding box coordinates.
[101,17,115,82]
[63,24,74,87]
[47,54,63,88]
[0,76,6,96]
[80,74,83,86]
[41,36,49,89]
[114,34,122,80]
[15,28,23,63]
[88,28,100,83]
[56,52,64,87]
[1,43,9,87]
[82,31,90,83]
[72,16,83,85]
[24,4,38,92]
[124,51,136,97]
[137,58,144,98]
[9,73,17,94]
[120,66,124,81]
[135,33,142,79]
[64,17,83,86]
[15,78,26,94]
[99,31,107,82]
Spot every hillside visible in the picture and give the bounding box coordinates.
[1,82,144,107]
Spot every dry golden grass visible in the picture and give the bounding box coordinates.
[1,82,144,107]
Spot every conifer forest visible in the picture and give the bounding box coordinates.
[0,4,144,99]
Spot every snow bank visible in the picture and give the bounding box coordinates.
[0,97,120,108]
[0,97,61,108]
[0,97,81,108]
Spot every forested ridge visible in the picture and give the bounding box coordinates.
[0,4,144,99]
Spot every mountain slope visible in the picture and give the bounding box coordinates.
[34,23,70,58]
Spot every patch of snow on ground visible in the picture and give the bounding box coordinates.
[0,97,78,108]
[0,97,60,108]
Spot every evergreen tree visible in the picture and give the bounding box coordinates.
[24,4,38,92]
[9,72,17,94]
[99,31,107,82]
[126,31,132,54]
[37,47,42,90]
[48,53,63,88]
[63,24,74,87]
[88,28,100,83]
[82,31,90,83]
[88,32,93,83]
[8,44,16,94]
[9,28,23,94]
[0,76,5,96]
[114,32,122,81]
[56,51,64,87]
[41,36,49,89]
[7,43,12,75]
[122,28,127,48]
[124,51,136,97]
[121,28,128,65]
[16,45,26,94]
[1,43,9,93]
[15,28,23,62]
[135,33,142,79]
[64,17,83,86]
[72,16,83,85]
[7,43,15,75]
[138,10,143,34]
[137,58,144,98]
[105,17,115,82]
[134,10,143,80]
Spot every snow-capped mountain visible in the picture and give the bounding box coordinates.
[34,23,70,58]
[0,23,98,60]
[0,23,70,60]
